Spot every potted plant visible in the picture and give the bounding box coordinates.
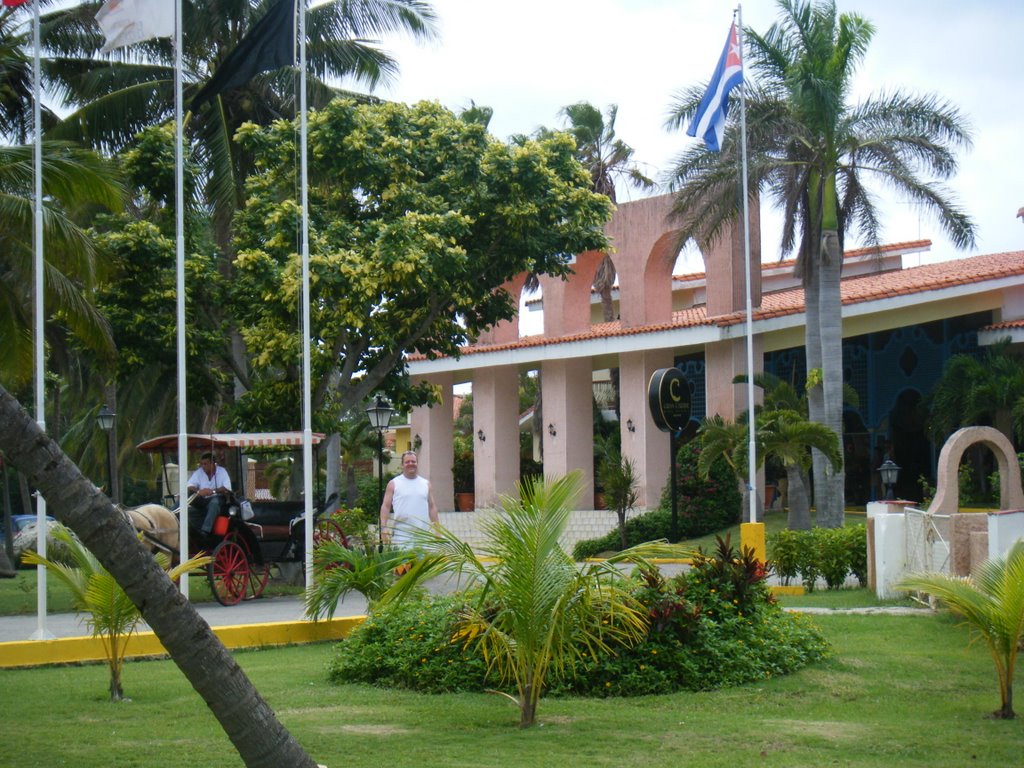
[452,435,475,511]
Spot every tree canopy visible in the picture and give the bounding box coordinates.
[227,98,612,431]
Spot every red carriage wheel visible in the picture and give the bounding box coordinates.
[313,518,349,548]
[208,539,249,606]
[246,560,270,600]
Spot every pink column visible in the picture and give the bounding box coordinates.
[704,336,763,421]
[618,349,675,508]
[472,366,521,507]
[539,251,604,337]
[610,194,679,329]
[541,357,594,505]
[410,373,455,512]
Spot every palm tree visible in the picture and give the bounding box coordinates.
[0,383,320,766]
[741,371,853,528]
[899,539,1024,719]
[45,0,438,245]
[760,408,841,529]
[929,340,1024,445]
[665,0,977,527]
[22,523,209,701]
[0,141,123,389]
[380,471,689,727]
[697,405,841,528]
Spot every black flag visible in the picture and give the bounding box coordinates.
[191,0,296,110]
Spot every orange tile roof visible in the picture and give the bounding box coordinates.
[411,249,1024,360]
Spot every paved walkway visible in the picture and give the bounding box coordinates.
[0,592,327,643]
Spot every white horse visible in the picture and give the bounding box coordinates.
[121,503,180,556]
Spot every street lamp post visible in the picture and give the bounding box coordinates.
[366,396,395,548]
[96,404,116,500]
[878,459,900,501]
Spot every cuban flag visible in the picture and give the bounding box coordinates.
[687,22,744,152]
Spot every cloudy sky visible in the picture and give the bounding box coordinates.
[369,0,1023,269]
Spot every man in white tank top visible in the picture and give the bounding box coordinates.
[379,450,439,547]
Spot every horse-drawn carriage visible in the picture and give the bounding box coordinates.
[131,432,344,605]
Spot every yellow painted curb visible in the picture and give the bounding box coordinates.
[0,616,365,669]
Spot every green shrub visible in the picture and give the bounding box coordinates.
[657,440,742,539]
[769,529,801,585]
[327,593,493,693]
[553,537,829,697]
[572,508,673,559]
[767,524,868,591]
[844,525,868,587]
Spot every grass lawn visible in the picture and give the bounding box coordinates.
[2,611,1022,767]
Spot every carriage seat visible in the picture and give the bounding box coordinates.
[244,501,304,540]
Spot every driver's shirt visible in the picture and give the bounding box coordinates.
[186,465,232,492]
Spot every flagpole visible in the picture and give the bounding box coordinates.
[30,0,53,641]
[174,0,190,595]
[736,4,757,526]
[298,0,315,591]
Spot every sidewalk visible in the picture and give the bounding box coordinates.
[0,592,335,644]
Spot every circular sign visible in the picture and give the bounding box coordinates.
[648,367,691,432]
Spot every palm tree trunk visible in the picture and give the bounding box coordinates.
[786,465,812,530]
[0,386,319,767]
[999,678,1014,719]
[816,230,846,527]
[520,681,537,728]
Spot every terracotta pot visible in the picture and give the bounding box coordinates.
[454,492,475,512]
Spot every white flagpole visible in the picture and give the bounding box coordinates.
[174,0,190,595]
[299,0,315,590]
[30,0,53,641]
[737,5,757,525]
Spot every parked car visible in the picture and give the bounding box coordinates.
[7,515,59,567]
[1,514,52,546]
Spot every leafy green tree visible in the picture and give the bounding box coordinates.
[23,523,209,701]
[666,0,976,527]
[899,539,1024,719]
[381,471,689,727]
[227,98,611,495]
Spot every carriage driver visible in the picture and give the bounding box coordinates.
[186,451,233,540]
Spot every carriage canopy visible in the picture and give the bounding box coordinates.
[136,432,326,453]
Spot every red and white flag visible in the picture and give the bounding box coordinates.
[2,1,31,8]
[96,0,174,53]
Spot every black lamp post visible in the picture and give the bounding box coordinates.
[879,459,900,501]
[96,404,116,499]
[366,396,395,544]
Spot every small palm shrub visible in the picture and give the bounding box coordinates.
[899,539,1024,719]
